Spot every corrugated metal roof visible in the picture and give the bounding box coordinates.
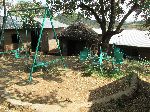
[109,30,150,48]
[34,18,68,28]
[0,16,22,29]
[0,16,68,29]
[92,28,102,34]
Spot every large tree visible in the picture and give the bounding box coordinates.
[46,0,149,49]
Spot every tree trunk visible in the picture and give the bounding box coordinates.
[98,31,118,55]
[0,0,6,51]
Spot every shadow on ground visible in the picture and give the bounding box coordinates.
[88,76,150,112]
[0,56,150,110]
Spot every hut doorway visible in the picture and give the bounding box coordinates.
[67,40,86,56]
[31,30,40,52]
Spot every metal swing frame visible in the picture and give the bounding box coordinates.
[0,6,66,82]
[29,7,66,82]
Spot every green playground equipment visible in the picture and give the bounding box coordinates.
[98,47,104,65]
[113,47,123,64]
[79,47,89,61]
[0,48,22,59]
[92,47,103,65]
[86,44,124,73]
[93,46,112,73]
[112,44,124,72]
[112,44,124,64]
[28,7,66,82]
[0,6,66,82]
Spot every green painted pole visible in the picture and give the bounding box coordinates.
[47,8,67,68]
[29,9,47,82]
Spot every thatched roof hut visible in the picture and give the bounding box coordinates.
[58,22,100,43]
[58,22,101,56]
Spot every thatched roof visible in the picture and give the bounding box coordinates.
[58,22,101,42]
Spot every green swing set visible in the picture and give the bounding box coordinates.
[27,7,66,82]
[0,6,66,82]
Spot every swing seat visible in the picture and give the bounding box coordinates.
[80,48,89,61]
[112,47,124,73]
[11,48,26,59]
[115,53,123,64]
[113,48,124,64]
[34,61,49,68]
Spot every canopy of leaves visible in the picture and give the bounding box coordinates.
[10,1,44,28]
[47,0,149,41]
[134,0,150,29]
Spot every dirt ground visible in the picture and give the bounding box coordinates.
[0,55,150,112]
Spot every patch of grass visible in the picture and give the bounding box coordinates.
[81,59,150,79]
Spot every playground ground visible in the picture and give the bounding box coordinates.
[0,55,150,112]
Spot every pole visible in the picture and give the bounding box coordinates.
[29,8,47,82]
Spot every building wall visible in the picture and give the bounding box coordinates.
[115,45,150,60]
[138,48,150,60]
[4,29,31,51]
[41,28,64,53]
[3,27,64,52]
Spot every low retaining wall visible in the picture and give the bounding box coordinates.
[92,74,138,105]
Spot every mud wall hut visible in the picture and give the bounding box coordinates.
[0,16,68,53]
[58,22,101,56]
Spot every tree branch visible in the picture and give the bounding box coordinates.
[78,3,103,30]
[116,4,138,32]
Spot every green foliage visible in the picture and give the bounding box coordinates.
[54,13,83,25]
[81,58,150,79]
[133,0,150,28]
[47,0,125,20]
[46,0,149,44]
[10,1,44,28]
[83,65,94,77]
[54,13,100,28]
[121,21,149,30]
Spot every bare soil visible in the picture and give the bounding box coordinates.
[0,55,150,112]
